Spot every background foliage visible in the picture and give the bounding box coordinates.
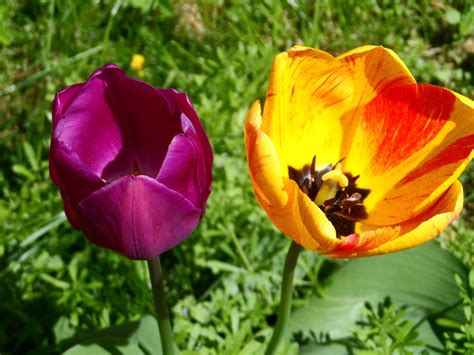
[0,0,473,354]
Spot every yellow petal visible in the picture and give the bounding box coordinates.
[255,179,338,252]
[338,46,416,160]
[345,84,473,225]
[326,225,400,258]
[245,100,338,252]
[261,47,354,172]
[339,180,463,257]
[244,100,288,207]
[287,179,338,251]
[337,45,414,85]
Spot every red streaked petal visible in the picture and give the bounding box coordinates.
[344,84,473,225]
[351,84,455,175]
[337,46,416,158]
[332,180,464,258]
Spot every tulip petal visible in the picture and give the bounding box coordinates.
[345,84,473,225]
[96,69,182,179]
[162,89,214,191]
[330,180,463,258]
[288,180,339,251]
[254,179,338,252]
[261,47,355,171]
[245,100,339,252]
[245,101,288,208]
[76,175,202,260]
[337,46,414,88]
[328,227,400,258]
[53,76,126,179]
[50,141,106,227]
[52,83,84,127]
[337,46,416,157]
[157,114,208,209]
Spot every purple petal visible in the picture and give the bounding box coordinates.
[76,175,202,260]
[53,75,130,179]
[50,141,105,225]
[96,68,182,179]
[52,83,84,127]
[157,114,209,209]
[161,90,213,189]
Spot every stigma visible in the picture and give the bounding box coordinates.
[288,156,370,238]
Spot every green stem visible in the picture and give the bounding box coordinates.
[265,241,302,355]
[147,257,175,355]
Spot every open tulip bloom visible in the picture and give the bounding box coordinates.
[245,45,473,353]
[50,64,212,354]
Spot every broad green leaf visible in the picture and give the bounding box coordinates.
[322,242,466,321]
[291,242,466,348]
[299,343,347,355]
[64,337,144,355]
[60,315,162,354]
[291,296,375,339]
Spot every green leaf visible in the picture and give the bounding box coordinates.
[22,141,39,172]
[299,343,347,355]
[291,242,466,345]
[54,316,75,343]
[12,164,35,181]
[64,337,144,355]
[238,340,264,354]
[292,295,375,339]
[436,318,462,329]
[40,273,70,290]
[323,242,466,320]
[60,315,162,354]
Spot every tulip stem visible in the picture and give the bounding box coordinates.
[147,256,175,355]
[265,241,302,355]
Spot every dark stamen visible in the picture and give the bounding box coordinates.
[288,157,371,238]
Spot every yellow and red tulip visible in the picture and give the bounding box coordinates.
[245,45,473,258]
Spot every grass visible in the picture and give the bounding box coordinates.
[0,0,473,353]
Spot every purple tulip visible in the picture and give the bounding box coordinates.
[50,65,213,260]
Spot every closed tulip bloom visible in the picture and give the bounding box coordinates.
[50,65,213,260]
[245,46,473,258]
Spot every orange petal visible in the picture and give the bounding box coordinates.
[245,100,338,252]
[261,46,354,171]
[337,46,414,87]
[329,180,463,258]
[255,179,338,252]
[327,226,400,258]
[337,46,416,158]
[244,101,288,208]
[345,84,473,225]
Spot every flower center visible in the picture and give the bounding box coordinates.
[288,156,370,238]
